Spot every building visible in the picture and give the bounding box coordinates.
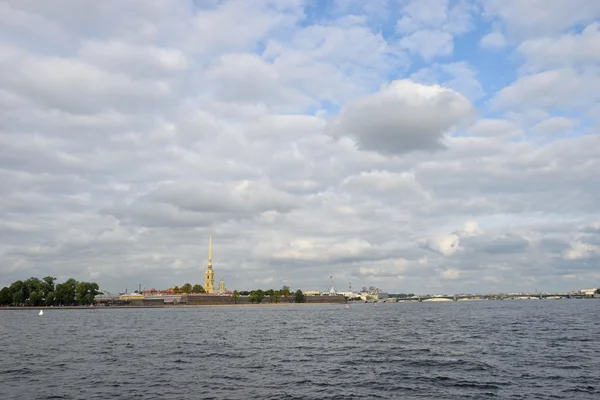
[204,235,215,294]
[217,276,226,293]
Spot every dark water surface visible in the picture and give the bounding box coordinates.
[1,300,599,399]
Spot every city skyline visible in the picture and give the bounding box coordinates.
[1,1,600,294]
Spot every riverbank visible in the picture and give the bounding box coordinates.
[0,302,343,310]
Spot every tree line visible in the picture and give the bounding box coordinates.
[170,283,206,294]
[0,277,101,306]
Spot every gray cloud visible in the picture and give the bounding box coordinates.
[325,79,476,155]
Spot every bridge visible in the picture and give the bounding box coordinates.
[397,293,572,302]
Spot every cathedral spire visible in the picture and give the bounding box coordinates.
[208,235,212,269]
[204,235,215,293]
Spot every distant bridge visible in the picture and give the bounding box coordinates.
[397,294,572,302]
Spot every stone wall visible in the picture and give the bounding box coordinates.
[184,294,347,305]
[306,295,346,304]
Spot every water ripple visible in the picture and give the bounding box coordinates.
[1,301,599,399]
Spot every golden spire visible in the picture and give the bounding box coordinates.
[208,234,212,269]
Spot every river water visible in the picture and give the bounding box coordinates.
[1,300,599,399]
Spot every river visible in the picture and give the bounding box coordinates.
[1,300,599,399]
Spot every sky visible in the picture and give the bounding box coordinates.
[1,0,600,295]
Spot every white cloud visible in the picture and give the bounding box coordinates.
[411,61,485,101]
[491,68,600,112]
[562,242,598,260]
[482,0,600,39]
[79,39,190,76]
[467,119,523,138]
[518,22,600,72]
[400,29,454,60]
[531,117,579,135]
[480,31,506,49]
[325,79,476,155]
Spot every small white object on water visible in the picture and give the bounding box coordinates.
[39,310,43,316]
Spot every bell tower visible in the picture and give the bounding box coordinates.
[204,235,215,293]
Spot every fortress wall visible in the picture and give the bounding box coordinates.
[184,294,347,305]
[306,295,346,304]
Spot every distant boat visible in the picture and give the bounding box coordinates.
[39,310,44,316]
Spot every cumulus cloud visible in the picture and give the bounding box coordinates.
[531,117,579,135]
[480,31,506,49]
[481,0,600,39]
[491,68,600,111]
[325,79,476,155]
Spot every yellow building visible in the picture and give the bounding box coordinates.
[204,235,215,293]
[217,276,226,293]
[119,293,144,301]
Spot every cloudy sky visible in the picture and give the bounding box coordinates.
[1,0,600,295]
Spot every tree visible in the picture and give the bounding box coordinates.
[75,282,101,305]
[42,276,56,295]
[192,284,205,293]
[172,286,181,294]
[271,289,281,303]
[55,278,78,305]
[249,289,265,304]
[9,281,25,304]
[294,289,305,303]
[45,291,56,306]
[596,288,600,294]
[0,277,100,307]
[181,283,193,294]
[281,286,291,303]
[29,290,44,306]
[255,289,265,303]
[12,290,24,306]
[0,287,12,305]
[232,290,240,304]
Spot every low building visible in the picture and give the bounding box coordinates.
[304,290,321,296]
[119,293,144,301]
[146,295,184,304]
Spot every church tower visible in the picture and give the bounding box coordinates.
[218,276,226,293]
[204,235,215,294]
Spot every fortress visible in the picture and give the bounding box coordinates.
[98,235,346,306]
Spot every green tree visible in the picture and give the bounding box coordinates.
[191,284,205,293]
[596,288,600,294]
[232,290,241,304]
[181,283,193,294]
[9,281,25,304]
[45,291,56,306]
[0,287,12,305]
[25,277,42,293]
[281,286,291,303]
[249,289,265,304]
[172,286,181,294]
[29,290,44,306]
[55,278,78,305]
[271,289,281,303]
[42,277,56,296]
[86,282,100,304]
[294,289,305,303]
[75,282,100,305]
[255,289,265,303]
[12,290,24,305]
